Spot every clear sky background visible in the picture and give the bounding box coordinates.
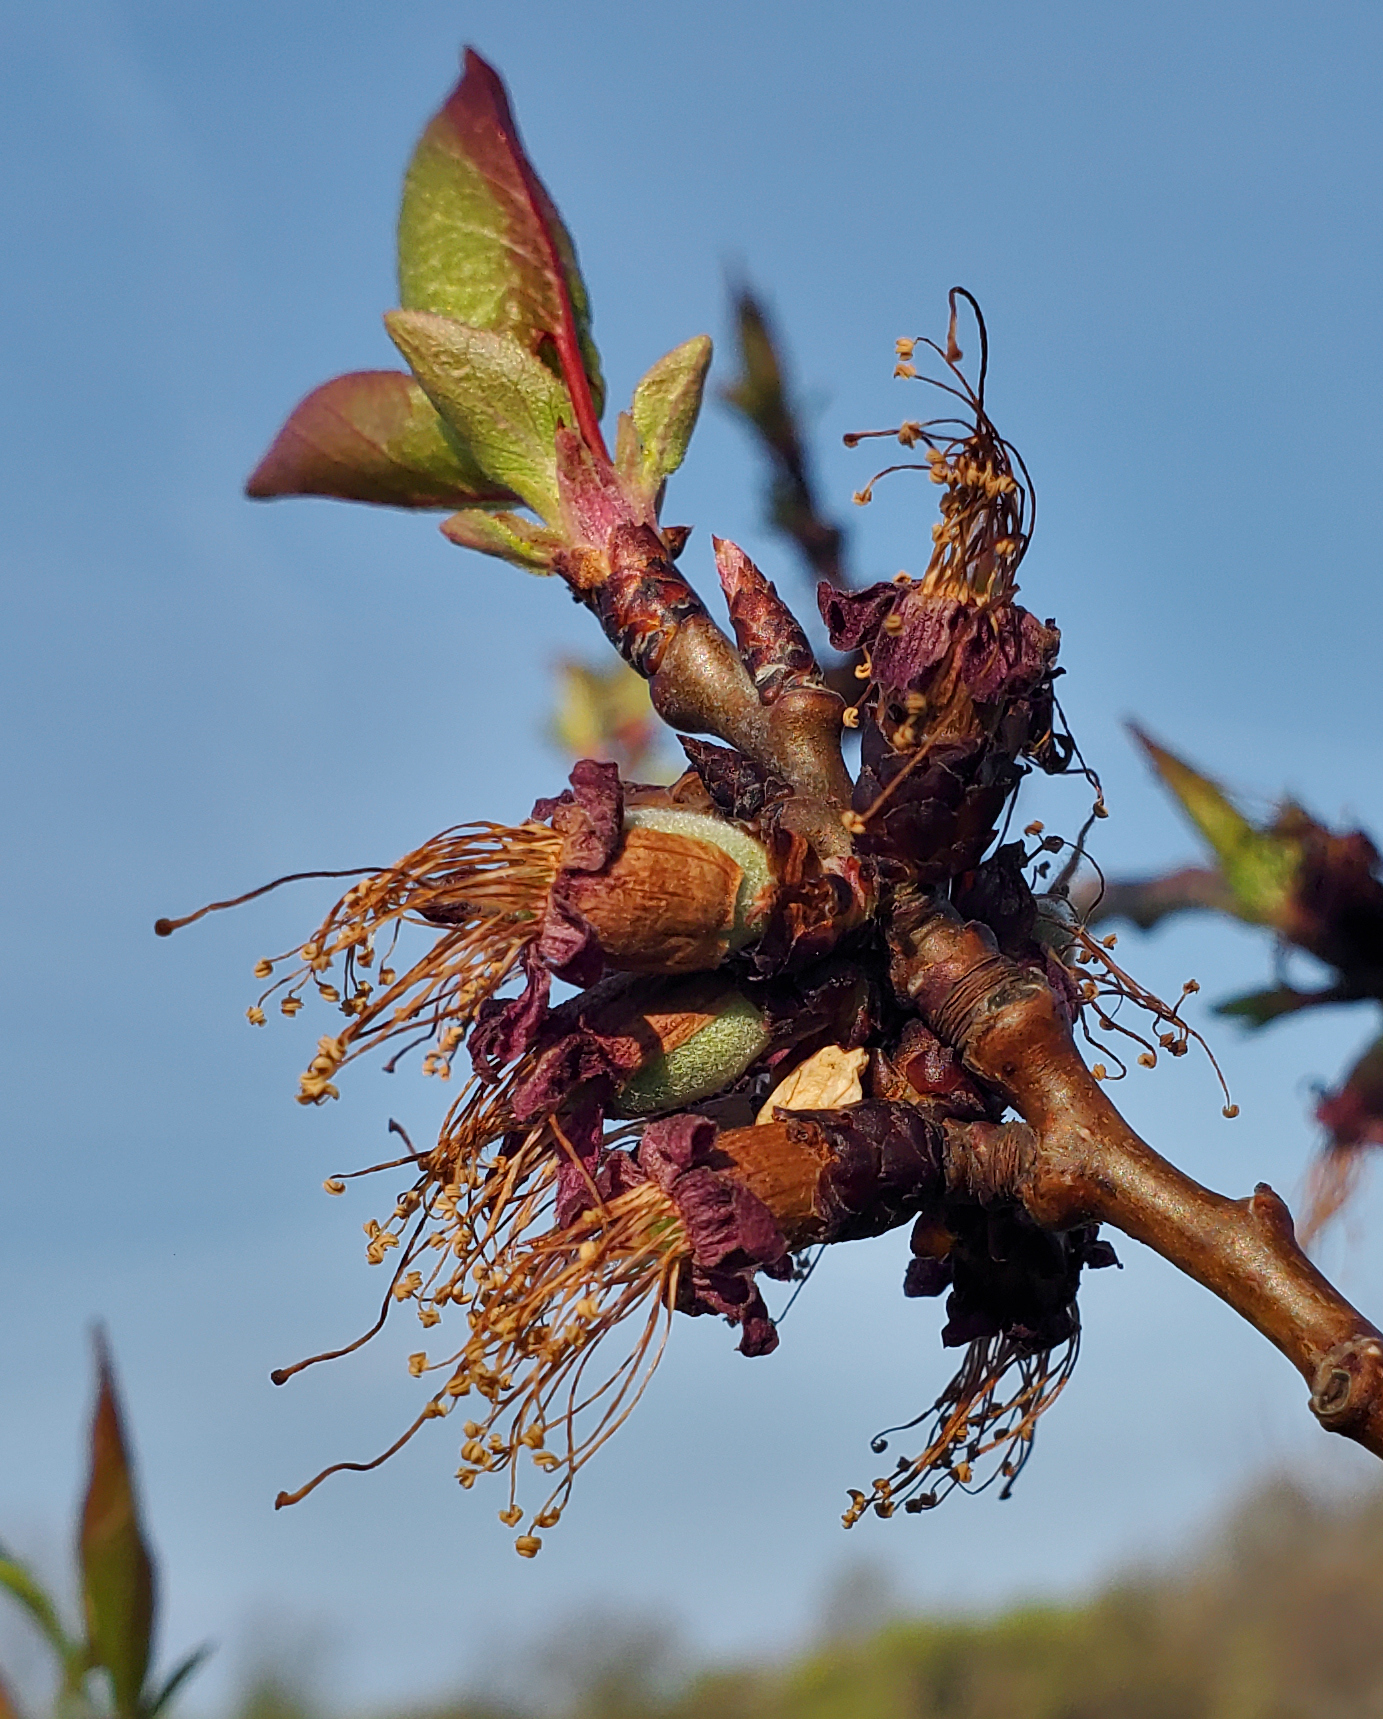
[4,0,1383,1711]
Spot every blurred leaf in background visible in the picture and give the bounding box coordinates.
[720,287,849,592]
[1088,726,1383,1239]
[1,1336,208,1719]
[548,659,669,782]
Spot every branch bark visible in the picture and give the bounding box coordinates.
[888,894,1383,1458]
[580,523,854,857]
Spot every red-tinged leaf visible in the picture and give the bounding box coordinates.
[1317,1035,1383,1151]
[0,1664,24,1719]
[245,371,518,509]
[1301,1034,1383,1241]
[80,1334,154,1719]
[555,424,644,549]
[397,49,606,452]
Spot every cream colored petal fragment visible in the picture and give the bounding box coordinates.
[756,1044,869,1124]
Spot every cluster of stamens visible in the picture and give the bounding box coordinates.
[846,300,1032,611]
[843,1333,1080,1525]
[273,1076,691,1557]
[243,823,561,1101]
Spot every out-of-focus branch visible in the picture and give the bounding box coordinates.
[888,896,1383,1459]
[1090,725,1383,1235]
[721,287,850,590]
[1081,865,1236,930]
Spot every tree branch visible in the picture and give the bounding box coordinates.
[888,895,1383,1457]
[579,523,854,856]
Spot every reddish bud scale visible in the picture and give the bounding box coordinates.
[713,536,823,704]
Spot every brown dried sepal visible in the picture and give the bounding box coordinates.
[567,827,751,973]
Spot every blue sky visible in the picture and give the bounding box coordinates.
[3,0,1383,1710]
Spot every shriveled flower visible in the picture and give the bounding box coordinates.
[271,1086,795,1554]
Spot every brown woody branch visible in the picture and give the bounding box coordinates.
[885,895,1383,1458]
[577,522,854,857]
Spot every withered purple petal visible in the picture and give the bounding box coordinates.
[468,949,551,1079]
[637,1112,719,1191]
[533,758,624,873]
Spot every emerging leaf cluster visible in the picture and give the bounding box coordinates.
[248,50,712,578]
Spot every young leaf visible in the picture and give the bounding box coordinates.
[629,335,712,492]
[141,1644,213,1719]
[385,312,567,519]
[397,49,605,437]
[439,508,564,572]
[245,371,519,510]
[0,1548,78,1664]
[1130,726,1301,929]
[80,1335,155,1719]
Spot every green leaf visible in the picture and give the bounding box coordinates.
[1216,985,1339,1028]
[1130,726,1301,929]
[397,49,604,420]
[80,1334,155,1719]
[385,312,567,519]
[628,335,713,492]
[142,1645,213,1719]
[245,371,519,510]
[439,508,563,572]
[0,1549,77,1665]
